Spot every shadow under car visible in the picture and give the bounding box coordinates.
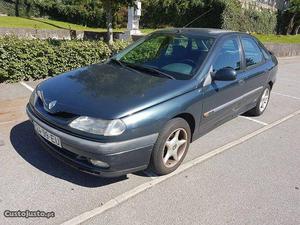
[10,120,128,187]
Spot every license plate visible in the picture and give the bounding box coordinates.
[34,122,62,148]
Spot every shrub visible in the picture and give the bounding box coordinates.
[221,0,277,34]
[110,39,131,53]
[0,37,121,83]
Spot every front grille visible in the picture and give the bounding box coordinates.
[29,103,106,143]
[29,104,75,136]
[36,96,77,119]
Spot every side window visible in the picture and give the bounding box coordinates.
[241,37,264,67]
[257,41,271,59]
[212,38,241,72]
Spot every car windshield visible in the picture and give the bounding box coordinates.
[115,33,215,80]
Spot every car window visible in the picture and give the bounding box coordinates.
[241,37,264,67]
[257,41,271,59]
[212,37,241,72]
[118,33,215,79]
[165,36,189,56]
[122,35,168,64]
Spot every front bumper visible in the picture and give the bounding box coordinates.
[26,105,158,177]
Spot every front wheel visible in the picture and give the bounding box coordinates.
[246,85,271,116]
[149,118,191,175]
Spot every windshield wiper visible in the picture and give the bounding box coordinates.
[125,63,175,80]
[110,58,126,68]
[146,66,176,80]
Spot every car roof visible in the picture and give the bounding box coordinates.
[153,28,244,38]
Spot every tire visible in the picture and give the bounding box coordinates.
[149,118,191,175]
[246,85,271,116]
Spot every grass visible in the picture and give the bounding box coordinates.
[0,16,109,32]
[0,16,154,33]
[253,34,300,44]
[0,16,299,43]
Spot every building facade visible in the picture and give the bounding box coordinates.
[239,0,289,11]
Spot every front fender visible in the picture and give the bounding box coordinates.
[122,88,203,140]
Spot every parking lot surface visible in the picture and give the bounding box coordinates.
[0,57,299,225]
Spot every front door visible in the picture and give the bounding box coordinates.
[199,35,245,134]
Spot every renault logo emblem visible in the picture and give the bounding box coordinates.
[48,100,57,110]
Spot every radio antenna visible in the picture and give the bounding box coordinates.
[183,8,213,28]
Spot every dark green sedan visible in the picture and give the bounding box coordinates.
[26,28,278,177]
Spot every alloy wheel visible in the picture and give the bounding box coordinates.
[162,128,188,168]
[259,88,270,112]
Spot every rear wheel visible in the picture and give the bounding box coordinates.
[150,118,191,175]
[246,85,271,116]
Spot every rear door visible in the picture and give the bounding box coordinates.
[199,35,245,134]
[237,35,269,112]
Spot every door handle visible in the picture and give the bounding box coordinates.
[239,79,245,85]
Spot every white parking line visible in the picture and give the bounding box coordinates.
[272,92,300,100]
[61,109,300,225]
[19,81,34,92]
[239,116,268,126]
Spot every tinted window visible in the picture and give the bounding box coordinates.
[242,37,263,67]
[213,38,241,72]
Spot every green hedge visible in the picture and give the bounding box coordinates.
[141,0,277,34]
[0,38,129,83]
[221,0,277,34]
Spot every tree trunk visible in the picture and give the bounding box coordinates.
[25,0,31,17]
[15,0,20,17]
[286,13,296,35]
[106,0,114,46]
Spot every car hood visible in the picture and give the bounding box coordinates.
[36,63,196,119]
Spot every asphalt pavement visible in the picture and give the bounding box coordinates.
[0,57,299,225]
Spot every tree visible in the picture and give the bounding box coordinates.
[101,0,135,45]
[24,0,33,16]
[141,0,206,28]
[285,0,300,34]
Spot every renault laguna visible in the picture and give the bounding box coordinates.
[26,28,278,177]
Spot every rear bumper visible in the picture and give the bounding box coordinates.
[26,105,158,177]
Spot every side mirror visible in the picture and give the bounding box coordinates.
[213,67,237,81]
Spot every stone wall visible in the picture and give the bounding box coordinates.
[0,27,124,41]
[264,43,300,57]
[0,27,79,40]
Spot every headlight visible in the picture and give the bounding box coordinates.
[30,86,42,106]
[29,89,38,106]
[69,116,126,136]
